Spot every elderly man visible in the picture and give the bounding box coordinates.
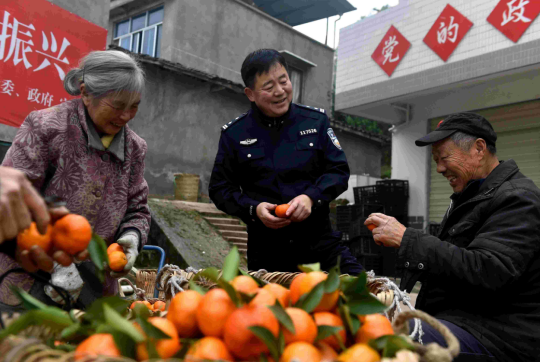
[365,113,540,362]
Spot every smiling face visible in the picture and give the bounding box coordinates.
[432,137,483,193]
[81,86,141,136]
[244,63,293,118]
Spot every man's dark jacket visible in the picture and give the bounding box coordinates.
[399,159,540,361]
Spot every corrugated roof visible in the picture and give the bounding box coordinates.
[253,0,356,27]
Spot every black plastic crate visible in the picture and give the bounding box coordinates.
[358,254,382,275]
[429,222,441,236]
[376,179,409,198]
[353,185,384,205]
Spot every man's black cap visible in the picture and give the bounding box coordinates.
[415,112,497,147]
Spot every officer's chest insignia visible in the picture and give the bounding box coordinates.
[240,138,257,145]
[327,128,342,150]
[299,129,317,136]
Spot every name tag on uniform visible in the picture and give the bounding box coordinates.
[299,129,317,136]
[240,139,257,145]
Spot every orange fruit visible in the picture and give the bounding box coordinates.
[51,214,92,255]
[263,283,291,307]
[283,307,317,345]
[313,312,346,352]
[275,204,290,218]
[130,300,153,310]
[223,305,280,360]
[249,288,277,307]
[317,341,339,362]
[290,272,339,312]
[231,275,259,294]
[167,290,203,338]
[196,288,237,338]
[337,343,380,362]
[17,222,53,253]
[108,251,127,272]
[185,336,234,362]
[74,333,121,360]
[153,300,166,312]
[355,314,394,344]
[136,317,181,361]
[280,341,322,362]
[367,224,376,231]
[107,243,124,254]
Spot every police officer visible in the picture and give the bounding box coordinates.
[209,49,363,275]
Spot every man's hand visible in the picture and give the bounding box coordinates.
[256,202,291,229]
[364,213,407,248]
[110,231,139,278]
[16,206,89,273]
[286,194,313,222]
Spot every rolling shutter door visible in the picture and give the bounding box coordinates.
[429,100,540,223]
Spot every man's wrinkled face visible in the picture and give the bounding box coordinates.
[245,63,293,118]
[432,138,481,193]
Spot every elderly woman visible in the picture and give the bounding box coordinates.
[0,50,150,309]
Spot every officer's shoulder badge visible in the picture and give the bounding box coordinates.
[296,103,326,114]
[222,112,247,132]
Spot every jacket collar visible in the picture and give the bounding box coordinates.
[76,98,125,162]
[251,102,293,128]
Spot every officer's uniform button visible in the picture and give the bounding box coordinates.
[248,154,252,158]
[405,262,410,268]
[418,263,424,270]
[101,154,110,162]
[309,143,313,147]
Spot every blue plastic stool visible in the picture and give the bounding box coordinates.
[142,245,166,298]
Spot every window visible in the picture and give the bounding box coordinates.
[114,6,163,58]
[289,67,303,104]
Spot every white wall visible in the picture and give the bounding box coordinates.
[337,0,540,94]
[391,120,429,225]
[338,175,382,204]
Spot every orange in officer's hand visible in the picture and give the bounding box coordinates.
[17,222,53,253]
[367,224,376,231]
[275,204,290,218]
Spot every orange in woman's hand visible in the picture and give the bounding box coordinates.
[275,204,290,218]
[52,214,92,255]
[17,222,53,253]
[108,251,128,272]
[367,224,376,231]
[107,243,124,254]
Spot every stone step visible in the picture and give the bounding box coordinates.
[213,224,246,232]
[225,236,248,243]
[221,230,248,238]
[232,242,247,248]
[204,217,240,225]
[199,210,227,217]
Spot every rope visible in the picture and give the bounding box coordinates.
[393,310,460,362]
[117,278,147,301]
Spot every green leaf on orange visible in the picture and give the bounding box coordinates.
[298,263,321,273]
[369,335,415,358]
[221,246,240,282]
[268,300,295,334]
[294,281,324,313]
[249,326,280,362]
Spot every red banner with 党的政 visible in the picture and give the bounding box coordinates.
[0,0,107,128]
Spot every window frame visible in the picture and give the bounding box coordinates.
[114,6,163,58]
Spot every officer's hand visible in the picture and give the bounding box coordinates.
[256,202,291,229]
[286,195,313,222]
[364,213,406,248]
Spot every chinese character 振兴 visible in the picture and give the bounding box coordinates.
[382,35,400,65]
[438,16,459,44]
[502,0,532,26]
[0,11,35,69]
[34,31,71,80]
[1,79,15,95]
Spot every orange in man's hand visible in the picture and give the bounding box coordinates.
[367,224,376,231]
[17,222,53,253]
[52,214,92,255]
[107,243,124,254]
[108,251,128,272]
[275,204,290,218]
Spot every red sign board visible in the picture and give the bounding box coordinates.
[423,4,473,62]
[488,0,540,43]
[371,26,411,77]
[0,0,107,128]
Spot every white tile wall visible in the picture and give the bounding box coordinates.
[336,0,540,94]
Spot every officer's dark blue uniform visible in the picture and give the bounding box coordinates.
[209,102,363,274]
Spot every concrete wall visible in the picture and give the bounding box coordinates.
[110,0,335,110]
[0,0,110,143]
[128,61,249,199]
[338,131,382,177]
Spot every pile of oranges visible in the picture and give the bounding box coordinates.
[74,269,398,362]
[17,214,92,256]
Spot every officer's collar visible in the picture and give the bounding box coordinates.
[251,102,293,128]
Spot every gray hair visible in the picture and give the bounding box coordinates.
[64,50,145,105]
[450,131,497,155]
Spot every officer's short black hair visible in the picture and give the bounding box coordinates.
[241,49,288,89]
